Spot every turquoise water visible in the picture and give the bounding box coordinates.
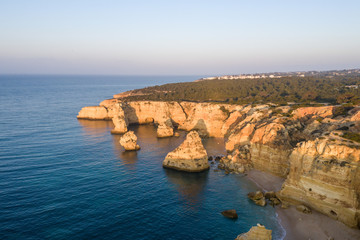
[0,75,284,239]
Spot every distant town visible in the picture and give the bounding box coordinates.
[196,68,360,81]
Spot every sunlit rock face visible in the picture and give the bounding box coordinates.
[235,225,272,240]
[177,102,242,137]
[292,106,334,119]
[111,104,128,134]
[156,118,174,138]
[119,131,140,151]
[279,137,360,228]
[163,131,209,172]
[78,97,360,227]
[77,106,110,120]
[122,101,187,126]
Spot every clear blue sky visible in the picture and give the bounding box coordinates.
[0,0,359,75]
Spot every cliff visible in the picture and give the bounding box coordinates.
[78,97,360,227]
[279,137,360,228]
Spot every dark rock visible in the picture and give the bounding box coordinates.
[215,156,221,161]
[248,191,264,200]
[248,191,266,206]
[208,156,213,161]
[264,191,276,200]
[221,209,238,219]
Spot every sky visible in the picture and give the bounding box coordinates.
[0,0,359,75]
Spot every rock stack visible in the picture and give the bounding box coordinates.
[163,131,209,172]
[111,106,128,134]
[157,118,174,138]
[119,131,140,151]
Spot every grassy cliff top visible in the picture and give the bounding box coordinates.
[118,75,360,105]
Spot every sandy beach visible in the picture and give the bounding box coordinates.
[246,170,360,240]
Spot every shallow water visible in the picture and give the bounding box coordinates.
[0,75,284,239]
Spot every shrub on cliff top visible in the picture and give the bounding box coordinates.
[342,132,360,143]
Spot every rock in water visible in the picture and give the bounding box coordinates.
[235,224,272,240]
[157,118,174,138]
[119,131,140,151]
[247,191,267,207]
[111,106,128,134]
[162,131,209,172]
[221,209,238,219]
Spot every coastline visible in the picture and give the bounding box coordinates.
[246,170,360,240]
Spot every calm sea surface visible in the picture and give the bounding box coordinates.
[0,75,284,239]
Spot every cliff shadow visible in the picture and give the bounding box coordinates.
[191,119,209,138]
[121,102,140,125]
[164,168,209,209]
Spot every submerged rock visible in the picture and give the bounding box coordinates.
[221,209,238,219]
[119,131,140,151]
[162,131,209,172]
[235,224,272,240]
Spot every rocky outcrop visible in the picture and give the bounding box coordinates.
[235,224,272,240]
[178,102,242,137]
[279,137,360,228]
[78,96,360,228]
[218,146,252,173]
[111,105,128,134]
[221,209,238,219]
[248,191,266,207]
[77,106,110,120]
[156,118,174,138]
[163,131,209,172]
[292,106,334,119]
[119,131,140,151]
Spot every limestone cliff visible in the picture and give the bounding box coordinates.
[163,131,209,172]
[111,104,128,134]
[77,106,110,120]
[78,97,360,227]
[279,137,360,228]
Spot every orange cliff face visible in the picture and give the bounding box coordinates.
[77,98,360,227]
[279,137,360,228]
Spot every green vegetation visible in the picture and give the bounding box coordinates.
[342,132,360,143]
[219,106,230,117]
[120,76,360,105]
[333,105,354,117]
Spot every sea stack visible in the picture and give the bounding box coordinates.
[111,106,128,134]
[157,118,174,138]
[163,131,209,172]
[119,131,140,151]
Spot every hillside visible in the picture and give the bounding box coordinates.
[116,75,360,105]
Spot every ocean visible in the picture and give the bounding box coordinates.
[0,75,284,239]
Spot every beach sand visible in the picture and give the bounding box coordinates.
[246,170,360,240]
